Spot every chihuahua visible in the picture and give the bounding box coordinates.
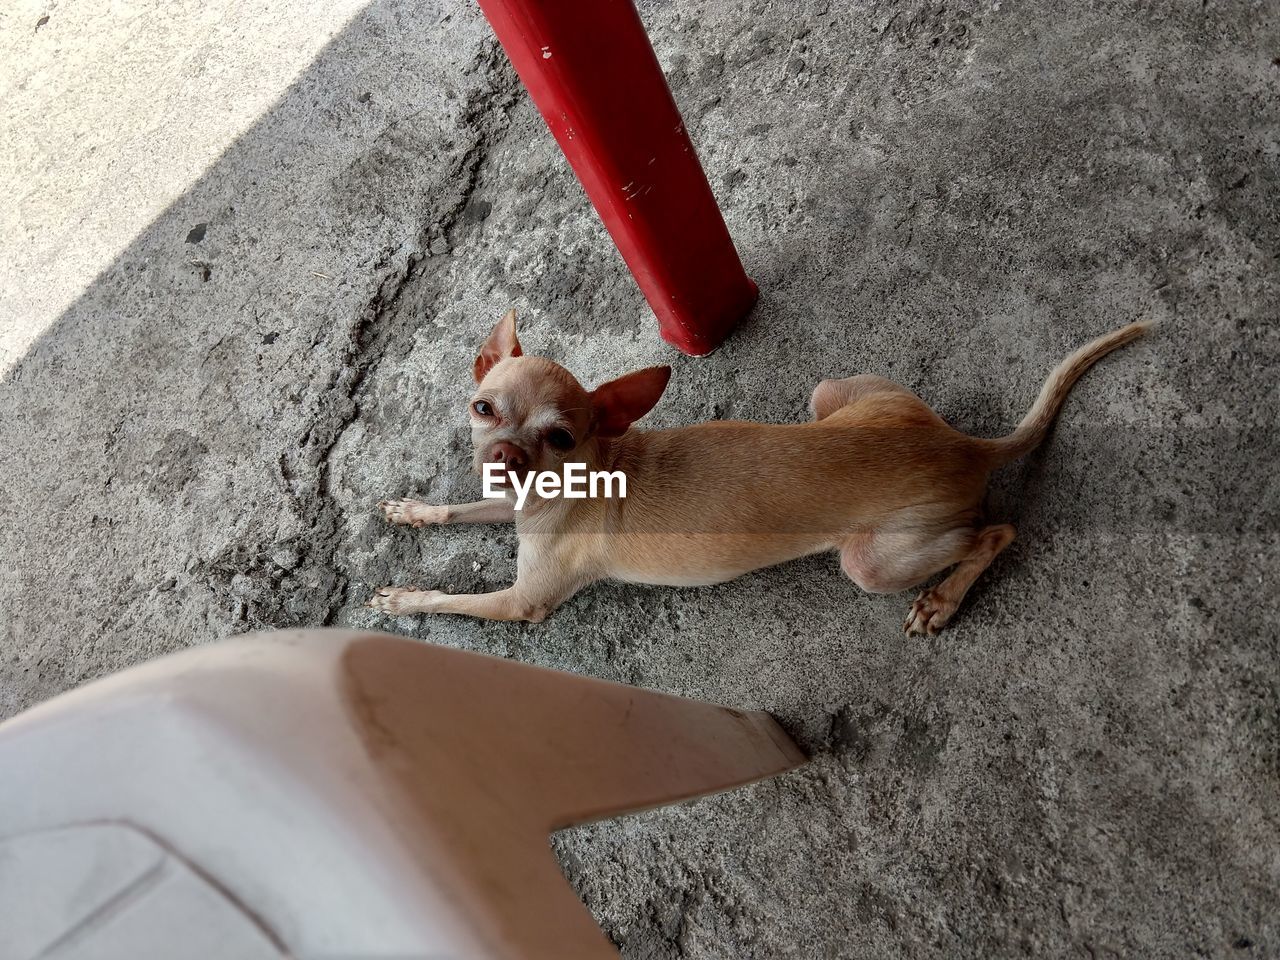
[369,311,1148,634]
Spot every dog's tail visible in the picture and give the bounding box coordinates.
[983,320,1152,466]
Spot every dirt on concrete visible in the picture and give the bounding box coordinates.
[2,0,1278,957]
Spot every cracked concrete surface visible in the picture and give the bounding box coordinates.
[2,0,1278,957]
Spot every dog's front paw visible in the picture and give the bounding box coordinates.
[903,589,957,636]
[366,586,442,615]
[379,498,445,528]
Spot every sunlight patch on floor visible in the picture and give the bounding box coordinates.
[0,0,370,375]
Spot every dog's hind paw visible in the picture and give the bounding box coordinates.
[904,589,957,636]
[379,498,445,528]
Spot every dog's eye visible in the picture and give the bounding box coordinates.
[472,400,495,418]
[546,428,575,451]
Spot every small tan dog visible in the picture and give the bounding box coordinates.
[370,311,1148,634]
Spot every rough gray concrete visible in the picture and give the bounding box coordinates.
[2,0,1278,957]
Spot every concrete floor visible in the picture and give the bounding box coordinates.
[2,0,1278,956]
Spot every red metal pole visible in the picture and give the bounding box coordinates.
[476,0,758,356]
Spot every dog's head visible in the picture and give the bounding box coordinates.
[468,310,671,486]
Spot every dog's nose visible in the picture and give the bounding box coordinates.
[488,441,528,472]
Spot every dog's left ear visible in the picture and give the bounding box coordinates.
[590,366,672,437]
[474,309,523,383]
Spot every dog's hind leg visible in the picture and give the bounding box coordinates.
[840,521,1015,634]
[840,526,975,595]
[809,374,919,420]
[902,524,1016,636]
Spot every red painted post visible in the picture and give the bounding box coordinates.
[476,0,758,356]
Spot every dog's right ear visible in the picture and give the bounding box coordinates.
[474,309,523,383]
